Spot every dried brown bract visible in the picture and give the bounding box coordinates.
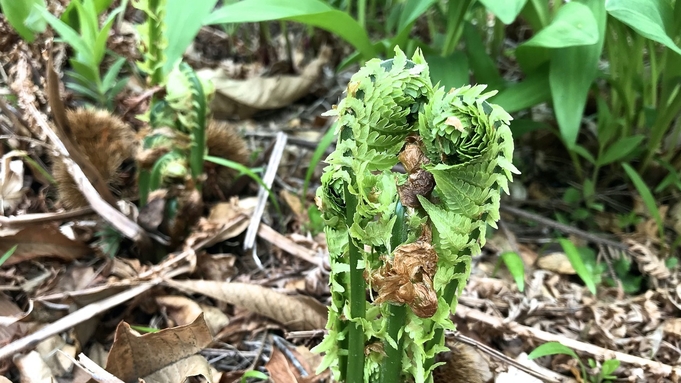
[203,119,250,201]
[52,108,137,209]
[398,136,434,208]
[370,226,439,318]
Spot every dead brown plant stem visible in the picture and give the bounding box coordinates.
[501,204,629,250]
[456,304,681,377]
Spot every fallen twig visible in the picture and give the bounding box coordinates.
[456,304,681,378]
[501,204,629,251]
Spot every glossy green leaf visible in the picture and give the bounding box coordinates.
[606,0,681,56]
[524,2,598,48]
[508,119,549,138]
[558,238,597,295]
[463,22,503,87]
[491,64,551,112]
[549,0,606,148]
[425,52,469,90]
[622,163,664,239]
[572,144,596,164]
[204,0,376,59]
[397,0,437,32]
[163,0,219,75]
[0,0,46,41]
[478,0,527,25]
[500,251,525,292]
[597,135,645,165]
[102,57,127,91]
[521,0,550,30]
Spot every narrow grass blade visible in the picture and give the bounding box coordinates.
[558,238,597,295]
[622,162,664,239]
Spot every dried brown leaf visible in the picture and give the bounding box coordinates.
[155,295,230,336]
[536,252,576,275]
[142,354,215,383]
[0,224,90,266]
[104,313,213,383]
[264,347,297,383]
[166,280,327,331]
[204,47,332,119]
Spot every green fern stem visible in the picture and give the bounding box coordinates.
[380,201,408,383]
[147,0,165,86]
[181,63,207,186]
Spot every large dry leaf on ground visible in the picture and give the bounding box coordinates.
[155,295,230,336]
[166,280,327,331]
[104,313,213,383]
[202,47,332,119]
[0,292,31,326]
[0,224,90,266]
[265,347,298,383]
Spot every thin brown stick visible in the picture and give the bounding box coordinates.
[447,331,562,383]
[456,304,681,377]
[501,204,629,250]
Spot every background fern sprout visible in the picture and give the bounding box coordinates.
[313,47,518,383]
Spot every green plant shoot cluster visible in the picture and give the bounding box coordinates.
[313,47,517,383]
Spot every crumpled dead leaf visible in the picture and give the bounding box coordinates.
[104,313,214,383]
[0,224,91,266]
[165,280,327,331]
[155,295,230,336]
[202,46,332,119]
[370,227,439,318]
[0,150,29,215]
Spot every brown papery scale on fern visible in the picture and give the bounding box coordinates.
[370,225,439,318]
[397,136,435,208]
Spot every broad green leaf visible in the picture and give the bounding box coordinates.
[491,64,551,112]
[572,144,595,165]
[163,0,219,75]
[602,359,621,375]
[596,96,617,147]
[549,0,606,148]
[478,0,527,25]
[463,23,503,87]
[500,251,525,292]
[597,135,645,165]
[528,342,580,360]
[606,0,681,56]
[622,163,664,239]
[425,52,469,90]
[73,0,96,49]
[521,0,550,30]
[397,0,437,32]
[558,238,597,295]
[0,0,46,41]
[66,81,102,101]
[205,0,376,60]
[102,57,127,91]
[508,119,549,138]
[523,2,598,48]
[94,9,122,66]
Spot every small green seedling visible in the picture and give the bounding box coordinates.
[529,341,620,383]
